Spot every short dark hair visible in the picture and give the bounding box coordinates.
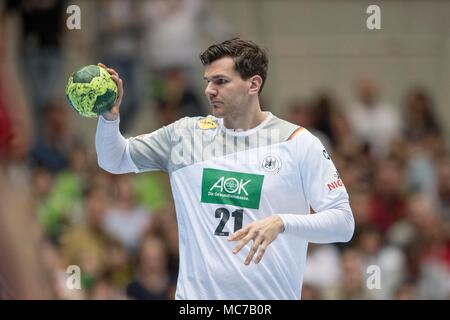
[199,38,269,93]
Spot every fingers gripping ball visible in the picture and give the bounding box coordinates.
[65,65,118,118]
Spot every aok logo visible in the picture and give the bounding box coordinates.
[202,168,264,209]
[210,177,251,196]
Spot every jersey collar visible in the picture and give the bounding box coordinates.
[218,112,273,137]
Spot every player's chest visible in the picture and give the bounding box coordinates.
[192,144,299,207]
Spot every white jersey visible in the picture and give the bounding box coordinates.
[95,112,354,300]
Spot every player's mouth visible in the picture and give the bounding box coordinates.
[210,101,223,107]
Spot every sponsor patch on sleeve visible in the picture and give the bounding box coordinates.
[326,170,345,191]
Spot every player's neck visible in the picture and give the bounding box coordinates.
[223,102,266,132]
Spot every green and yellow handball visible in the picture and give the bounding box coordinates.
[65,65,118,118]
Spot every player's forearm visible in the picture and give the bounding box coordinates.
[95,115,136,174]
[277,202,355,243]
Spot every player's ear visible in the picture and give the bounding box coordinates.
[248,75,262,96]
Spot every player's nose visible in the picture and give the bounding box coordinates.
[205,82,217,97]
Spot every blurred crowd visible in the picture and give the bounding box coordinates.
[288,80,450,300]
[0,0,449,300]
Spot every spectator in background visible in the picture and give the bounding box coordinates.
[324,248,374,300]
[328,110,361,159]
[368,158,408,232]
[127,235,173,299]
[3,0,65,141]
[34,142,91,240]
[301,283,322,300]
[148,205,179,288]
[406,194,450,299]
[355,224,406,299]
[95,0,141,133]
[347,77,402,158]
[31,166,54,205]
[394,281,417,300]
[348,191,372,227]
[403,88,442,143]
[311,92,336,143]
[405,146,438,201]
[41,241,85,299]
[59,182,133,297]
[60,186,113,290]
[138,0,231,120]
[154,67,206,121]
[402,88,445,201]
[302,243,342,296]
[31,101,77,173]
[286,99,314,129]
[104,237,134,290]
[139,0,231,78]
[89,270,127,300]
[103,174,153,253]
[436,155,450,223]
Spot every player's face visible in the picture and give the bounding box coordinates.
[203,57,253,119]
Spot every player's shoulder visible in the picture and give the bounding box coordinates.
[266,114,316,143]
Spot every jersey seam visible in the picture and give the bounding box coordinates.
[296,132,313,212]
[125,139,140,173]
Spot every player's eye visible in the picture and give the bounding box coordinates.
[214,79,228,85]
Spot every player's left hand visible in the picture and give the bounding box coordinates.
[228,215,285,265]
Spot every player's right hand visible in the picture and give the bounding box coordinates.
[98,62,123,121]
